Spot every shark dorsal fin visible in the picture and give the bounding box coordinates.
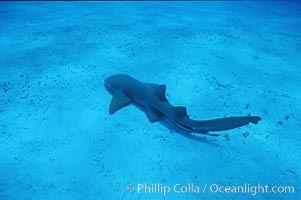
[175,106,188,118]
[109,90,132,114]
[153,84,168,101]
[145,107,164,122]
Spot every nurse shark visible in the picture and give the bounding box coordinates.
[104,74,261,136]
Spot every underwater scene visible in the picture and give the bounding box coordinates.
[0,1,300,200]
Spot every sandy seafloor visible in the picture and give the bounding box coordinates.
[0,1,300,200]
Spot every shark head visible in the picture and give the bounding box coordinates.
[104,74,129,93]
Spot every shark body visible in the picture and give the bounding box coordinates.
[104,74,261,136]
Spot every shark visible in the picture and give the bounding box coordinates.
[104,74,261,136]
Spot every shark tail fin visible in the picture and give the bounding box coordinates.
[249,116,262,124]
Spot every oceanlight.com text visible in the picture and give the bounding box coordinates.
[209,183,295,195]
[125,183,295,196]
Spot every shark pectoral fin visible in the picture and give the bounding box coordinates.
[109,91,132,114]
[145,107,164,122]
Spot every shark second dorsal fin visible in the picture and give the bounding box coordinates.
[153,84,168,101]
[109,90,132,114]
[145,107,164,122]
[175,106,188,118]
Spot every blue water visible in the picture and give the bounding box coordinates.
[0,1,300,200]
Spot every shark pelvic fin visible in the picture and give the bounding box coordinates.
[109,91,132,114]
[145,107,164,122]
